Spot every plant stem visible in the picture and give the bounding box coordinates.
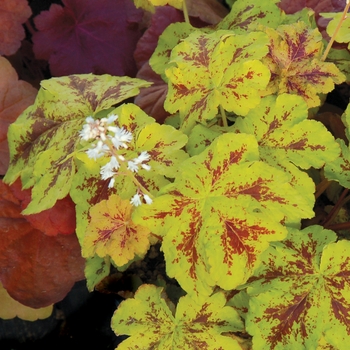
[325,221,350,231]
[323,188,349,228]
[321,1,350,61]
[105,139,154,199]
[183,0,190,24]
[315,177,332,199]
[219,105,228,127]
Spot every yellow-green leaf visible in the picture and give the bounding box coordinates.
[4,74,150,214]
[245,226,350,350]
[217,0,284,33]
[134,133,313,295]
[0,282,53,321]
[262,22,345,108]
[111,284,244,349]
[164,30,270,133]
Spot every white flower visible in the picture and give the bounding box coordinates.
[106,114,118,124]
[85,116,95,123]
[108,177,115,188]
[134,151,150,164]
[143,194,153,205]
[127,160,139,172]
[80,116,109,141]
[100,156,120,180]
[141,164,151,171]
[130,193,142,206]
[110,127,133,150]
[86,140,108,159]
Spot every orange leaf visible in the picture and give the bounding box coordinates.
[0,0,32,55]
[0,180,85,308]
[83,194,151,268]
[0,56,37,175]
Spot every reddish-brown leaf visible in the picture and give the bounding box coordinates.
[278,0,345,38]
[10,179,76,236]
[135,62,169,123]
[0,0,32,55]
[0,180,85,308]
[0,57,37,175]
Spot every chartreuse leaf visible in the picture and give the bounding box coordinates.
[0,282,53,321]
[234,94,340,170]
[133,133,314,296]
[217,0,283,33]
[262,21,345,108]
[70,151,113,289]
[324,12,350,50]
[245,225,350,350]
[4,74,151,214]
[186,124,232,156]
[136,123,189,177]
[150,22,198,80]
[111,284,244,349]
[325,104,350,188]
[133,0,183,13]
[82,194,151,268]
[164,30,271,133]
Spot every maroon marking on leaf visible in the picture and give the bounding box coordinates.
[266,293,311,347]
[186,36,211,67]
[288,138,308,150]
[175,206,202,279]
[205,147,247,185]
[284,29,310,61]
[330,298,350,329]
[223,220,257,269]
[235,178,287,204]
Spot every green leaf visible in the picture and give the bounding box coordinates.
[111,284,244,349]
[186,124,228,156]
[84,256,111,292]
[325,104,350,189]
[149,22,198,80]
[217,0,284,33]
[324,12,350,50]
[326,48,350,84]
[262,22,345,108]
[324,139,350,189]
[136,123,189,177]
[245,226,350,350]
[4,74,151,214]
[164,30,271,133]
[234,94,340,169]
[82,194,152,268]
[133,133,313,295]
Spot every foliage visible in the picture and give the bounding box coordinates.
[0,0,31,55]
[111,284,244,349]
[0,56,37,174]
[0,180,84,308]
[32,0,144,77]
[1,0,350,349]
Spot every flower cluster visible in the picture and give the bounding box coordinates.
[80,114,153,206]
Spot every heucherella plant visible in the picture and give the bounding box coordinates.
[3,0,350,348]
